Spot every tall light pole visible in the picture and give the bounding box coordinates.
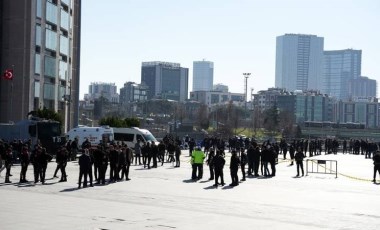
[243,73,251,111]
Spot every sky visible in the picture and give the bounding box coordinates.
[80,0,380,99]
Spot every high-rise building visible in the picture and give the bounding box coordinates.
[0,0,81,131]
[322,49,362,100]
[275,34,324,92]
[119,82,148,104]
[193,60,213,91]
[141,62,188,102]
[85,82,119,104]
[348,76,377,99]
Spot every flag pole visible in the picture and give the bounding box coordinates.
[9,65,14,123]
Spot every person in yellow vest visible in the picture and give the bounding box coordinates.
[191,146,205,180]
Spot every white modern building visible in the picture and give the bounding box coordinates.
[275,34,324,92]
[192,60,214,91]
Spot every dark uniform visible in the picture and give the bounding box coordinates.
[213,151,225,186]
[373,151,380,182]
[4,148,13,183]
[229,151,240,186]
[206,150,215,180]
[19,147,30,183]
[78,150,92,188]
[109,145,119,182]
[240,149,247,181]
[295,148,305,177]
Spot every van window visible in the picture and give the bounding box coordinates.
[114,133,134,142]
[136,134,144,142]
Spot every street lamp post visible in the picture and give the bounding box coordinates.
[243,73,251,118]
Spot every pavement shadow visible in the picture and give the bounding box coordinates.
[182,179,197,183]
[204,185,217,190]
[257,176,272,180]
[60,187,78,192]
[199,180,211,183]
[222,185,235,190]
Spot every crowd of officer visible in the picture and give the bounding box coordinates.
[2,136,380,187]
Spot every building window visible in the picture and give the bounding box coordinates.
[46,1,58,24]
[35,54,41,75]
[34,81,40,98]
[60,9,69,30]
[60,35,69,55]
[44,56,56,77]
[36,0,42,18]
[59,86,66,101]
[59,60,68,80]
[43,83,55,100]
[36,25,41,46]
[45,28,57,50]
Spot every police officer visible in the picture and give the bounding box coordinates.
[191,146,205,180]
[213,150,225,187]
[78,148,92,188]
[240,148,247,181]
[4,147,13,183]
[372,151,380,183]
[229,150,240,186]
[206,148,215,180]
[109,145,119,182]
[19,146,30,183]
[295,147,305,177]
[174,143,181,167]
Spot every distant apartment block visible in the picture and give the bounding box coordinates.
[275,34,324,92]
[193,60,214,91]
[141,62,188,102]
[85,82,119,103]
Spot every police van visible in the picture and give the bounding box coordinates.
[112,127,158,149]
[66,126,114,147]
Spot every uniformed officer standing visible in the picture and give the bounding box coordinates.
[4,147,13,183]
[372,151,380,183]
[240,148,247,181]
[191,146,205,180]
[206,149,215,180]
[213,150,225,187]
[78,148,92,188]
[295,147,305,177]
[19,146,30,183]
[229,150,240,186]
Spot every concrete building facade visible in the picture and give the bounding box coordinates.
[192,60,213,91]
[0,0,81,131]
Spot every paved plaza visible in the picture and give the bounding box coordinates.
[0,151,379,230]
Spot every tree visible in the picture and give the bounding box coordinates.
[263,105,279,134]
[99,116,141,128]
[197,104,209,130]
[278,110,296,138]
[35,107,63,124]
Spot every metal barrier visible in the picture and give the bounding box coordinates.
[306,159,338,178]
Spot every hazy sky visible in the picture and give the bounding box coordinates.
[80,0,380,99]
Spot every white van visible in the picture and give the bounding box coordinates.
[113,127,158,148]
[66,126,114,146]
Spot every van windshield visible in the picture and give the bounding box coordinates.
[144,134,157,142]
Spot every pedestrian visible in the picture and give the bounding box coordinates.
[151,141,158,168]
[295,147,305,177]
[53,146,68,182]
[206,149,215,180]
[240,148,247,181]
[191,146,205,180]
[71,137,79,161]
[19,146,30,183]
[175,143,181,167]
[213,150,225,187]
[109,145,119,182]
[78,148,92,188]
[229,150,240,186]
[372,151,380,183]
[4,147,13,183]
[134,140,142,165]
[40,148,52,184]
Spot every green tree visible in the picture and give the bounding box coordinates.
[263,105,279,133]
[35,107,63,124]
[99,116,141,128]
[124,117,140,127]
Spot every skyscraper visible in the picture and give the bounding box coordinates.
[0,0,81,131]
[193,60,214,91]
[141,62,188,102]
[322,49,362,100]
[275,34,324,92]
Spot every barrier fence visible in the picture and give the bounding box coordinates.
[306,159,338,178]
